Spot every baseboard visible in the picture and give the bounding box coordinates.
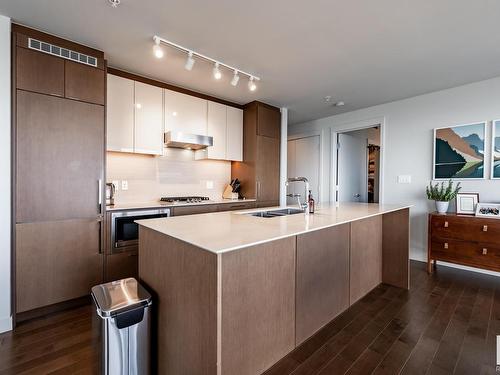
[0,315,12,333]
[16,295,91,323]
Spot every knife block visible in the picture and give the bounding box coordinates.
[222,185,239,200]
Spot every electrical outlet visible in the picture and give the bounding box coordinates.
[206,180,214,189]
[121,180,128,190]
[112,180,120,190]
[397,175,412,184]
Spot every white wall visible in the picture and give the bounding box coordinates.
[0,14,11,333]
[290,77,500,265]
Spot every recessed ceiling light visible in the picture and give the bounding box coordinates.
[108,0,121,8]
[324,96,332,103]
[335,101,345,107]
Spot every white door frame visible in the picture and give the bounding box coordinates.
[330,117,386,204]
[287,130,325,202]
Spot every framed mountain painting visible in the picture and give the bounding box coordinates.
[433,122,486,179]
[493,120,500,179]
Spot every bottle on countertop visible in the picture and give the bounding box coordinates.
[308,190,315,214]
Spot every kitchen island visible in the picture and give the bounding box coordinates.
[137,203,411,375]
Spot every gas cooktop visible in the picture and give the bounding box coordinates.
[160,196,210,204]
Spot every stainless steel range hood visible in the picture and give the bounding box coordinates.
[164,131,213,150]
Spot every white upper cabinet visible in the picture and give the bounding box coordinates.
[134,81,164,155]
[206,102,227,160]
[164,89,207,135]
[107,75,134,153]
[196,103,243,161]
[226,107,243,161]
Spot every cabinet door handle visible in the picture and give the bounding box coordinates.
[98,179,102,212]
[483,248,488,255]
[444,242,449,249]
[483,225,488,232]
[444,221,449,228]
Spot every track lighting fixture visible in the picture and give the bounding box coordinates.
[248,76,257,91]
[185,51,195,71]
[213,62,222,80]
[153,37,164,59]
[230,70,240,86]
[152,35,261,91]
[109,0,120,8]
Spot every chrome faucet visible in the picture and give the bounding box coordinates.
[286,177,310,215]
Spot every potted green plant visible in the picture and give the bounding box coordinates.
[426,180,461,214]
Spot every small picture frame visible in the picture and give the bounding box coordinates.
[475,203,500,219]
[456,193,479,215]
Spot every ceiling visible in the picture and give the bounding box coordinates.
[2,0,500,124]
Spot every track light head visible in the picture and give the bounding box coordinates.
[230,70,240,86]
[153,37,164,59]
[185,51,195,71]
[213,62,222,80]
[248,76,257,92]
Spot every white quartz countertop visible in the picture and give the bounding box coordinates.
[136,202,412,254]
[106,198,256,212]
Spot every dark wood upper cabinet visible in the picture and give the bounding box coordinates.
[65,61,105,105]
[231,102,281,204]
[16,47,64,97]
[257,103,281,139]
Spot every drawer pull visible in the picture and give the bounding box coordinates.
[483,248,488,255]
[483,225,488,232]
[444,243,449,249]
[444,221,449,228]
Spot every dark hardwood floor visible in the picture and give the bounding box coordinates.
[1,260,499,374]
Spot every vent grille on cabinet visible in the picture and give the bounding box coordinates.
[28,38,98,67]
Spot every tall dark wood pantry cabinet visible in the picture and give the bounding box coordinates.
[13,25,106,318]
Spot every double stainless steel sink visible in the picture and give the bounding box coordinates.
[247,208,304,218]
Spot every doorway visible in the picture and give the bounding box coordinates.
[287,135,320,206]
[336,126,380,203]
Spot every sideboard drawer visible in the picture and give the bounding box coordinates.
[430,238,500,270]
[431,215,500,243]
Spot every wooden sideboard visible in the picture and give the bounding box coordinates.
[428,212,500,273]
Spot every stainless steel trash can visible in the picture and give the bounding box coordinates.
[91,278,152,375]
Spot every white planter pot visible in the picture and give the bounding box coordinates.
[435,201,449,214]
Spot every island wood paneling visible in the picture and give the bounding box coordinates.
[220,237,296,375]
[295,224,350,345]
[138,227,218,375]
[16,219,102,313]
[382,208,410,289]
[349,215,383,304]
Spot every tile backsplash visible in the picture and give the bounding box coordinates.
[107,149,231,203]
